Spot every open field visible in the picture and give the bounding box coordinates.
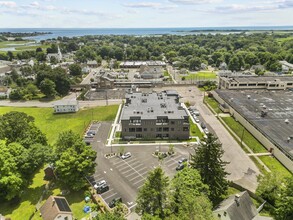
[184,71,217,80]
[0,105,119,219]
[0,105,119,144]
[0,40,49,54]
[204,96,222,114]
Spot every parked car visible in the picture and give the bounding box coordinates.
[201,122,206,129]
[194,111,200,116]
[176,163,185,171]
[97,184,109,194]
[178,158,188,164]
[109,197,122,208]
[204,128,209,134]
[94,180,107,189]
[194,117,200,123]
[121,152,132,159]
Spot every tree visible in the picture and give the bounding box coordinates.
[256,173,282,206]
[190,133,229,205]
[36,51,46,62]
[170,168,214,220]
[54,131,97,191]
[69,63,82,76]
[0,111,47,148]
[275,176,293,220]
[136,167,169,219]
[94,212,125,220]
[228,55,241,71]
[0,141,23,200]
[39,78,56,97]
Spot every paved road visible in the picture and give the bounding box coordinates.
[0,98,122,108]
[155,86,260,192]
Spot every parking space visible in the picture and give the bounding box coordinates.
[84,122,101,145]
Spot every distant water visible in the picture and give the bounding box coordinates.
[0,26,293,41]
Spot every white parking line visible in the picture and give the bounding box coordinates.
[125,172,137,178]
[100,188,114,195]
[114,160,125,166]
[127,160,140,167]
[123,160,146,180]
[129,175,142,182]
[128,203,137,209]
[103,192,118,201]
[119,166,132,172]
[131,163,144,170]
[122,169,135,175]
[167,161,178,168]
[140,171,149,176]
[137,184,144,189]
[136,167,147,173]
[116,162,128,168]
[133,178,145,185]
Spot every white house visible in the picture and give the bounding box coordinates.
[40,196,73,220]
[53,100,79,113]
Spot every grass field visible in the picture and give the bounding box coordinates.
[190,118,204,139]
[0,40,49,54]
[204,96,222,114]
[0,105,119,219]
[221,117,267,153]
[0,105,119,145]
[184,71,217,80]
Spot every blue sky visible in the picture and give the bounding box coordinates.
[0,0,292,28]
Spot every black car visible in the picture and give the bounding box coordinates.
[176,163,185,171]
[96,184,109,194]
[109,197,122,208]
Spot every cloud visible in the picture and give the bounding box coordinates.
[123,2,177,10]
[0,1,17,8]
[210,0,293,13]
[169,0,222,4]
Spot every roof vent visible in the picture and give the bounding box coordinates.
[247,95,251,99]
[285,119,289,124]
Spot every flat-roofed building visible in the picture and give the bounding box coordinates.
[219,76,293,90]
[120,60,166,68]
[120,91,189,140]
[53,100,79,113]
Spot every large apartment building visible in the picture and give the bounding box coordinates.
[120,91,190,140]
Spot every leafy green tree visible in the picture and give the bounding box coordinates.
[136,167,169,219]
[189,57,201,70]
[69,63,82,76]
[256,173,282,206]
[228,55,241,71]
[0,111,47,148]
[190,133,229,205]
[94,212,125,220]
[25,83,39,96]
[170,168,214,219]
[54,131,97,191]
[39,78,56,97]
[0,141,23,200]
[9,88,23,100]
[36,51,46,62]
[275,176,293,220]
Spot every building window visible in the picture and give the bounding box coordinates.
[171,128,174,131]
[183,127,189,131]
[170,121,175,125]
[136,134,142,138]
[129,128,135,132]
[136,128,142,132]
[156,128,162,132]
[156,134,162,138]
[144,128,147,131]
[163,127,169,132]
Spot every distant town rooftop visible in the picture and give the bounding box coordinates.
[121,91,188,120]
[120,61,166,67]
[223,76,293,83]
[216,89,293,158]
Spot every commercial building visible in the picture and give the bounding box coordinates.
[120,91,190,140]
[213,89,293,172]
[53,100,79,113]
[139,65,163,79]
[120,61,166,68]
[219,76,293,90]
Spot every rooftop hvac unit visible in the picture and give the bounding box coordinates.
[285,119,289,124]
[247,95,251,99]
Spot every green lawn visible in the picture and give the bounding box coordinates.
[204,96,222,114]
[259,156,292,178]
[221,117,267,153]
[190,118,203,139]
[184,71,217,80]
[0,105,119,219]
[0,105,119,145]
[0,40,32,48]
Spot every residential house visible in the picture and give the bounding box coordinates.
[53,100,79,113]
[213,191,272,220]
[40,196,73,220]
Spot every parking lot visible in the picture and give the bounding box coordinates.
[83,122,101,145]
[87,124,193,210]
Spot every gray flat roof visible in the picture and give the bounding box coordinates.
[224,76,293,83]
[216,89,293,157]
[121,91,188,120]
